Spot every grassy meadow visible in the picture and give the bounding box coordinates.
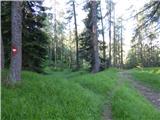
[1,68,160,120]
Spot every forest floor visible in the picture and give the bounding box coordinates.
[2,67,160,120]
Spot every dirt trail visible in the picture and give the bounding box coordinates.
[102,71,127,120]
[103,70,160,120]
[102,103,112,120]
[120,71,160,109]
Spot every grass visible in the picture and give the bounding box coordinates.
[112,82,160,120]
[2,68,118,120]
[131,67,160,90]
[1,68,160,120]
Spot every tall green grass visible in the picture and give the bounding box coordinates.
[2,68,160,120]
[1,69,118,120]
[131,67,160,90]
[112,82,160,120]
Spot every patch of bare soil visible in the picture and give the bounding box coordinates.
[102,102,112,120]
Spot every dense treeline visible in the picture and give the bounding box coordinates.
[1,0,160,83]
[126,0,160,68]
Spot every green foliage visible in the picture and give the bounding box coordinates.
[126,45,160,68]
[79,29,92,68]
[22,1,50,73]
[79,2,92,69]
[1,1,50,72]
[127,1,160,69]
[131,67,160,90]
[126,50,140,68]
[1,1,11,68]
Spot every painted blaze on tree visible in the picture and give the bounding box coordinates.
[11,44,18,56]
[10,1,22,82]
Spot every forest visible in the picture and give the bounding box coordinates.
[1,0,160,120]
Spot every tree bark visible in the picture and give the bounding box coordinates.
[1,33,4,69]
[113,5,116,67]
[73,1,79,69]
[120,20,123,68]
[1,1,4,69]
[91,0,100,73]
[53,0,57,69]
[10,1,22,82]
[100,3,106,66]
[49,39,53,65]
[108,0,112,67]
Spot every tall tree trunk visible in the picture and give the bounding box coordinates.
[91,0,100,73]
[100,3,106,66]
[149,39,153,66]
[113,6,116,67]
[54,42,57,69]
[136,14,144,66]
[54,2,57,69]
[120,20,123,68]
[10,1,22,82]
[60,35,64,68]
[1,34,4,69]
[49,38,53,65]
[138,32,143,66]
[1,1,4,69]
[108,0,112,67]
[73,1,79,69]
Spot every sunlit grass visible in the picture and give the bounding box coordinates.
[112,82,160,120]
[2,69,118,120]
[2,68,160,120]
[131,67,160,90]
